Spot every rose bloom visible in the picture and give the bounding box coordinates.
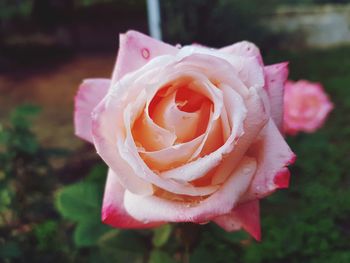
[74,31,295,240]
[284,80,334,136]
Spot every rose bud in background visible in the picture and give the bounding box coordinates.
[283,80,334,136]
[74,30,296,241]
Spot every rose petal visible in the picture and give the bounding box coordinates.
[161,84,247,183]
[264,62,289,131]
[121,120,220,196]
[74,79,110,143]
[151,91,207,143]
[102,169,162,228]
[229,56,265,89]
[199,117,224,157]
[124,157,257,223]
[273,167,291,189]
[130,88,177,152]
[243,119,296,200]
[212,86,269,184]
[178,47,264,91]
[132,111,177,151]
[139,135,204,171]
[91,56,178,195]
[161,152,222,182]
[122,95,219,195]
[220,41,263,65]
[92,100,154,196]
[111,30,178,83]
[213,200,261,241]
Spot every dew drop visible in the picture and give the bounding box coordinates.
[141,48,150,59]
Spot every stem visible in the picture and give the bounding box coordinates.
[183,243,190,263]
[177,223,201,263]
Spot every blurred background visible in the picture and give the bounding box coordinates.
[0,0,349,262]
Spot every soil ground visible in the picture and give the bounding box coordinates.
[0,53,115,151]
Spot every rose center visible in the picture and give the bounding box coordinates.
[175,86,210,113]
[147,80,213,144]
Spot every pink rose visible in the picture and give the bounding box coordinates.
[283,80,333,135]
[74,31,295,240]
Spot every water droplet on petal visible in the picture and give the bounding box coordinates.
[141,48,150,59]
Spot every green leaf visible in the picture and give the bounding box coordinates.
[152,224,172,247]
[73,220,112,247]
[86,163,108,185]
[11,105,41,118]
[0,188,12,211]
[101,230,148,253]
[16,136,39,154]
[149,250,177,263]
[10,105,41,129]
[34,220,58,251]
[55,182,102,222]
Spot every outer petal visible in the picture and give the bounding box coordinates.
[111,30,178,83]
[123,157,257,223]
[244,119,296,200]
[102,169,162,228]
[213,200,261,241]
[264,62,289,131]
[220,41,263,65]
[74,79,110,143]
[178,46,265,90]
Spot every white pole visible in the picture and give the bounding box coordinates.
[146,0,162,40]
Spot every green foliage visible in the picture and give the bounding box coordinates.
[55,166,114,248]
[0,104,43,223]
[56,182,102,222]
[73,219,111,247]
[0,105,72,263]
[152,224,172,248]
[0,0,33,20]
[149,250,177,263]
[34,220,59,251]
